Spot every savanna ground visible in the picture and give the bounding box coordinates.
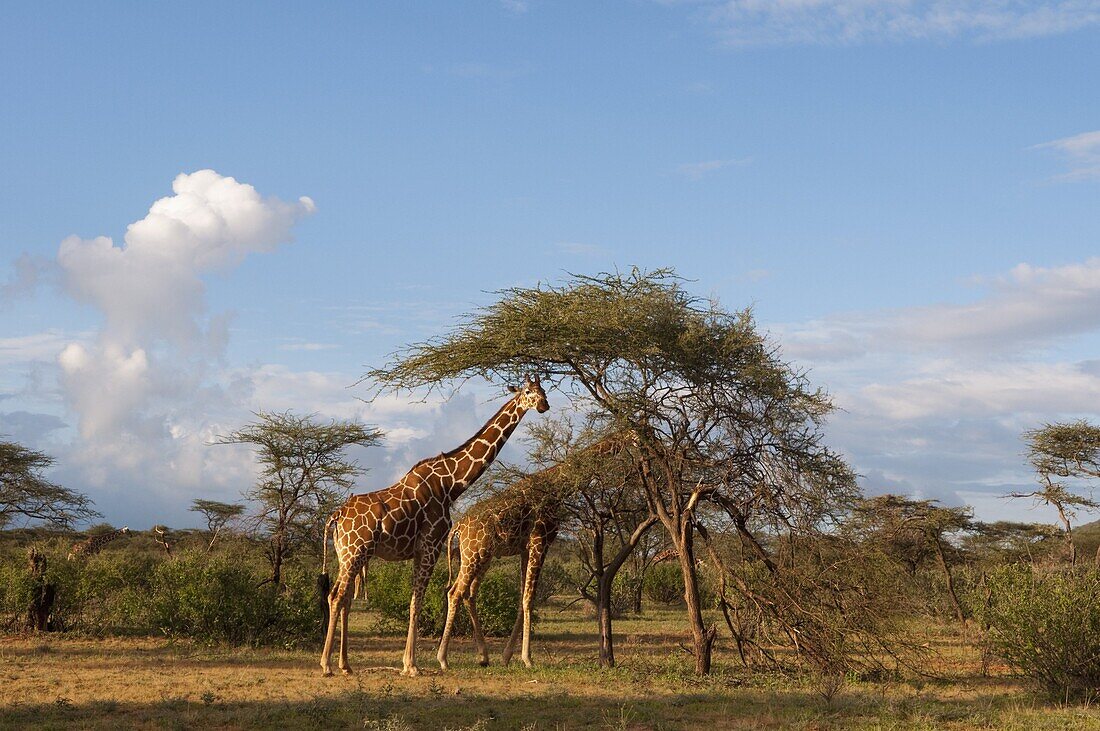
[4,600,1098,731]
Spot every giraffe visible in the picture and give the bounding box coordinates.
[67,527,131,560]
[437,431,631,670]
[319,376,550,677]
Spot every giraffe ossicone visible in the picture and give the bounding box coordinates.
[319,376,550,678]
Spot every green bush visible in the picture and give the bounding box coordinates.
[147,550,320,647]
[0,547,322,647]
[643,563,684,605]
[979,564,1100,702]
[534,559,572,605]
[366,561,519,637]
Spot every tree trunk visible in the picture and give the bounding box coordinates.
[674,527,716,675]
[596,573,616,667]
[270,537,285,588]
[932,537,965,624]
[26,548,55,632]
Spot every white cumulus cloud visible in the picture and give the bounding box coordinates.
[51,171,315,515]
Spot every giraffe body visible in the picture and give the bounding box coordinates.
[437,489,558,669]
[67,527,131,561]
[320,378,549,677]
[437,432,631,670]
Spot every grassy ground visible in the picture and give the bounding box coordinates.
[2,600,1098,730]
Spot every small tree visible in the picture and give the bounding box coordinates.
[216,412,383,587]
[852,495,975,623]
[1015,421,1100,565]
[0,440,99,529]
[190,498,246,551]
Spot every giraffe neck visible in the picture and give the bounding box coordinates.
[441,396,527,502]
[93,529,127,549]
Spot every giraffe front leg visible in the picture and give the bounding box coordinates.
[520,540,547,668]
[402,548,438,677]
[503,552,527,666]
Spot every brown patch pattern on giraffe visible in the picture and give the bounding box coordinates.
[67,527,131,561]
[437,432,631,670]
[319,377,550,677]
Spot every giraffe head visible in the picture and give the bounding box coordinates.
[510,375,550,413]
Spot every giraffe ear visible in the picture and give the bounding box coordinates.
[508,385,519,393]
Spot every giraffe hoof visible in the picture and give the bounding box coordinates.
[479,659,490,667]
[341,667,354,676]
[401,666,420,677]
[321,668,334,677]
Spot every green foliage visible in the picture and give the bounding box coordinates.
[365,561,519,637]
[0,441,99,529]
[643,563,684,606]
[534,559,571,605]
[0,547,321,646]
[979,564,1100,701]
[147,551,320,647]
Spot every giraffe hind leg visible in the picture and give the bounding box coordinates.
[320,562,354,676]
[339,559,366,674]
[438,555,476,671]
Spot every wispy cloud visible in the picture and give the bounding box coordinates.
[1034,129,1100,181]
[553,241,606,256]
[279,341,338,352]
[0,253,55,303]
[677,1,1100,47]
[499,0,529,13]
[767,254,1100,517]
[676,157,750,180]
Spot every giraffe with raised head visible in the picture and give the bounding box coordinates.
[319,376,550,677]
[67,527,131,560]
[437,431,631,670]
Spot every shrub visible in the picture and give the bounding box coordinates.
[366,561,519,637]
[534,559,571,605]
[147,550,320,647]
[979,564,1100,702]
[643,563,684,606]
[0,547,321,646]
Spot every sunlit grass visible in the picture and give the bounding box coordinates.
[2,599,1096,730]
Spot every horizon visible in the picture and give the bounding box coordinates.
[3,2,1100,529]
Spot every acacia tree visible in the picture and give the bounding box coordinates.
[852,495,975,623]
[216,412,383,587]
[1014,421,1100,564]
[190,498,246,551]
[0,440,98,529]
[365,269,851,674]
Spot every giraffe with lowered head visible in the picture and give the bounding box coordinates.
[437,431,632,670]
[67,527,131,560]
[320,376,550,677]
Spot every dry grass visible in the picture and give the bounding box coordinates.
[2,601,1098,730]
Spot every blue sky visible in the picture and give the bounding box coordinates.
[2,1,1099,528]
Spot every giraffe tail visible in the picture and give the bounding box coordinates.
[446,525,458,590]
[322,511,338,578]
